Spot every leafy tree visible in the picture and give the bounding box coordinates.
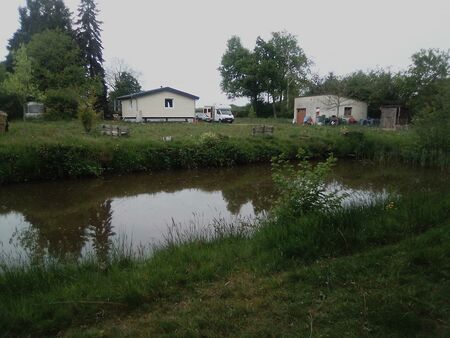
[76,0,107,115]
[106,59,142,112]
[219,36,263,113]
[405,48,450,114]
[306,70,407,118]
[413,78,450,153]
[408,49,450,154]
[255,31,309,117]
[2,45,43,107]
[44,88,79,120]
[108,71,142,112]
[0,59,29,119]
[219,32,309,117]
[26,29,86,92]
[6,0,73,70]
[0,63,7,83]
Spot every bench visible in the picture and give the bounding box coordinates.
[252,125,274,136]
[100,124,130,137]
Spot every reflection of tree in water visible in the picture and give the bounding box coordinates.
[88,199,115,263]
[15,212,89,263]
[222,180,276,215]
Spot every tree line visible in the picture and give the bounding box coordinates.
[220,33,450,121]
[0,0,141,120]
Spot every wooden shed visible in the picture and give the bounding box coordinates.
[380,105,410,129]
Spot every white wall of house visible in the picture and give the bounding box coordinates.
[293,95,368,123]
[121,91,196,121]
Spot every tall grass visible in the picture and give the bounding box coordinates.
[1,185,449,336]
[1,120,449,184]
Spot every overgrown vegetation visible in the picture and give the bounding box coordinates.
[1,155,449,337]
[0,119,449,185]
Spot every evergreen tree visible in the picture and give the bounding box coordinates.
[76,0,108,116]
[6,0,73,70]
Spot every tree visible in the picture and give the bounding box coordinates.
[316,73,351,117]
[26,29,86,92]
[413,78,450,153]
[219,32,309,118]
[306,70,407,118]
[2,45,43,107]
[6,0,73,70]
[106,59,142,112]
[255,31,309,117]
[405,48,450,114]
[219,36,264,113]
[76,0,107,115]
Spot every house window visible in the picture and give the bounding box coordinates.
[344,107,352,116]
[165,99,174,108]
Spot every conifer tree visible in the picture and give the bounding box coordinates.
[76,0,108,115]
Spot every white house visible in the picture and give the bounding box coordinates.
[118,87,199,122]
[293,95,368,124]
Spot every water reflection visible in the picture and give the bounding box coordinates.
[0,162,448,263]
[88,200,114,263]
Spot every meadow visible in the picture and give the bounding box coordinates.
[1,187,449,336]
[1,118,449,336]
[1,118,446,185]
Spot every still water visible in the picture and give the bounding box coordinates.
[0,161,448,263]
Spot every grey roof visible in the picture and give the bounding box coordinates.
[117,87,199,101]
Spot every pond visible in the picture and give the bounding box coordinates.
[0,161,448,264]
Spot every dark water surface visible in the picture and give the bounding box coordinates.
[0,161,448,263]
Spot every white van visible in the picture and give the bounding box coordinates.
[202,105,234,123]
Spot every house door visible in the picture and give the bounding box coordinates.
[296,108,306,124]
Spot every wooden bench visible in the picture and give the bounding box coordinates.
[100,124,130,137]
[252,125,274,136]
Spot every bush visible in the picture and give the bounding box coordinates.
[79,108,96,132]
[0,91,23,120]
[271,150,344,221]
[78,94,98,133]
[44,88,79,120]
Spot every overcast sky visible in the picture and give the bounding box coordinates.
[1,0,450,106]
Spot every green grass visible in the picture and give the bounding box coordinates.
[1,118,447,185]
[1,191,449,337]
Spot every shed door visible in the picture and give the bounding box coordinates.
[296,108,306,124]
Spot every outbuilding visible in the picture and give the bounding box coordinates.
[293,95,368,124]
[380,105,410,129]
[118,87,199,122]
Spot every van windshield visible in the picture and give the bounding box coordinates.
[220,110,232,115]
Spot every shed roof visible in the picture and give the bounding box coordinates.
[117,87,199,101]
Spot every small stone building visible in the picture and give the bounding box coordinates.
[293,95,368,124]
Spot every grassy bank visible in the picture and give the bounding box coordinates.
[1,189,449,336]
[1,119,448,184]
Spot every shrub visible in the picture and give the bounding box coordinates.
[79,109,96,133]
[78,94,98,133]
[271,150,344,221]
[44,88,79,120]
